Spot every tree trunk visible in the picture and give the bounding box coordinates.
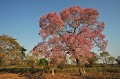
[76,58,86,76]
[51,68,55,75]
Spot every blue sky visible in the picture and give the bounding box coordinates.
[0,0,120,57]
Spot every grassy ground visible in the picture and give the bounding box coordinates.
[0,65,120,79]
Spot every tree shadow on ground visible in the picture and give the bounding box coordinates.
[19,72,46,79]
[0,68,48,79]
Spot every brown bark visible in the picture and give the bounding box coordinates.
[76,58,86,76]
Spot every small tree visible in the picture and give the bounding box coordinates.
[39,58,48,66]
[100,51,110,64]
[38,58,49,73]
[108,56,116,64]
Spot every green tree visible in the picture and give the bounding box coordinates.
[38,58,50,73]
[39,58,48,66]
[100,51,110,64]
[108,56,116,64]
[0,34,26,67]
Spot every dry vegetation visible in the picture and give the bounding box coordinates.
[0,72,26,79]
[0,65,120,79]
[0,72,120,79]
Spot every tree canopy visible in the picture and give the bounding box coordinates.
[33,6,107,75]
[0,34,26,67]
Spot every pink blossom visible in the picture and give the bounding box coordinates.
[34,6,107,65]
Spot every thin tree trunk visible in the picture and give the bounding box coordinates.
[51,68,55,75]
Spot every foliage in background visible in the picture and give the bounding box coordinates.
[107,56,116,64]
[39,58,48,66]
[116,56,120,64]
[100,51,116,64]
[100,51,110,64]
[0,34,26,67]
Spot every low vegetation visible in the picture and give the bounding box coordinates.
[0,64,120,79]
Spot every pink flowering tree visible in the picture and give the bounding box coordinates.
[34,6,107,75]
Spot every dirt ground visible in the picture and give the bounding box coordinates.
[0,72,26,79]
[0,72,120,79]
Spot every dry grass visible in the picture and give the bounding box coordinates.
[0,66,120,79]
[0,72,120,79]
[0,72,26,79]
